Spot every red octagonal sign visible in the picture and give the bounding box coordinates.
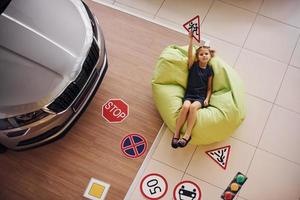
[102,99,129,123]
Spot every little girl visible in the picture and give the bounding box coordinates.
[172,32,215,148]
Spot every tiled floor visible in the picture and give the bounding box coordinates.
[93,0,300,199]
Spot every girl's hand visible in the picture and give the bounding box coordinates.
[204,98,209,107]
[188,30,193,39]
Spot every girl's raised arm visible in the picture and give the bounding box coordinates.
[188,31,194,69]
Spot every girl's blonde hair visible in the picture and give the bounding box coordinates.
[195,46,215,62]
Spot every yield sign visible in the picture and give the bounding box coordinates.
[205,145,231,170]
[183,15,200,43]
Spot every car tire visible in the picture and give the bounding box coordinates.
[0,143,7,153]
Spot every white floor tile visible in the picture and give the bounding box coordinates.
[276,66,300,113]
[130,159,183,200]
[152,128,197,171]
[259,105,300,164]
[114,2,156,18]
[202,1,256,46]
[235,49,287,102]
[186,138,255,189]
[260,0,300,28]
[244,15,299,63]
[115,0,164,16]
[291,39,300,68]
[232,94,272,146]
[156,0,213,26]
[202,33,241,67]
[239,149,300,199]
[220,0,263,12]
[182,174,224,200]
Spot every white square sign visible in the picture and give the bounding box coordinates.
[83,178,110,200]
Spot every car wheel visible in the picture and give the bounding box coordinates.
[0,143,7,153]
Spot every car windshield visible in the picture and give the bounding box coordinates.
[0,0,11,14]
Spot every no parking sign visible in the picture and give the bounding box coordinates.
[120,134,147,159]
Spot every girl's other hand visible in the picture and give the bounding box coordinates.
[204,98,209,107]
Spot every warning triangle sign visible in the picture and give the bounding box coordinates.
[183,15,200,43]
[205,145,231,170]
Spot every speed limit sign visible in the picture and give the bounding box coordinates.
[140,173,168,199]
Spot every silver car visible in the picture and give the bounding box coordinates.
[0,0,108,152]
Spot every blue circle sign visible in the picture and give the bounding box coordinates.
[121,133,147,158]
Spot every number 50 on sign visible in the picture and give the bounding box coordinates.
[140,173,168,200]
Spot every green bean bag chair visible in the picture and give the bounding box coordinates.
[152,45,246,145]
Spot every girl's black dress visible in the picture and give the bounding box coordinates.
[184,62,214,106]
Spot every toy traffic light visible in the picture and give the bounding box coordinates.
[221,172,247,200]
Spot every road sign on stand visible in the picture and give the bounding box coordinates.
[102,98,129,123]
[183,15,200,43]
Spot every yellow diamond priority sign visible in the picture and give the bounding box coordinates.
[83,178,110,200]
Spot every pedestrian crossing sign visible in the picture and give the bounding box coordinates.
[183,15,200,42]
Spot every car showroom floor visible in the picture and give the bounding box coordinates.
[1,0,300,200]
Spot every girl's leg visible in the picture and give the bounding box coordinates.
[174,100,191,138]
[182,101,201,140]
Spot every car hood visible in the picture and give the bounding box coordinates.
[0,0,93,118]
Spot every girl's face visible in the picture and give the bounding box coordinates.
[198,48,211,64]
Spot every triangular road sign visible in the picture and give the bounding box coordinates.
[205,145,231,170]
[183,15,200,43]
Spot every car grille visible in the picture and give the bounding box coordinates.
[47,40,99,113]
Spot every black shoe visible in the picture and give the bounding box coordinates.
[178,136,191,148]
[171,137,179,149]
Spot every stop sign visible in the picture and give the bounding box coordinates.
[102,99,129,123]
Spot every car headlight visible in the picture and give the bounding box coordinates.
[0,110,49,130]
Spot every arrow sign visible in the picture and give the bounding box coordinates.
[205,145,231,170]
[183,15,200,43]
